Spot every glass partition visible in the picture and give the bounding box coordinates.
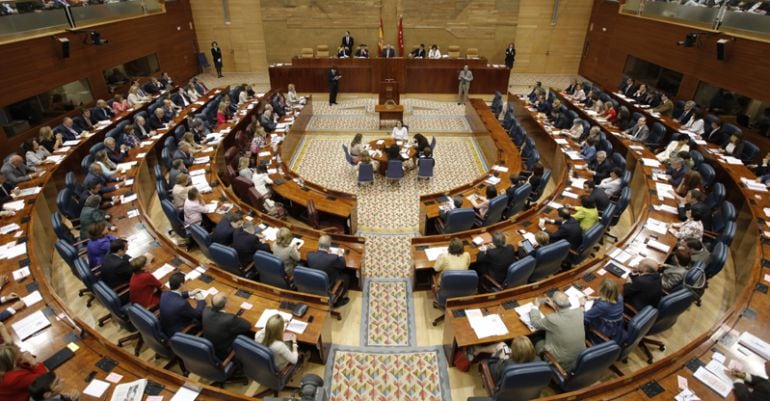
[623,56,684,96]
[0,0,164,39]
[621,0,770,38]
[103,53,160,91]
[0,79,93,138]
[694,81,770,135]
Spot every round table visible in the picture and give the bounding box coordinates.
[367,137,418,174]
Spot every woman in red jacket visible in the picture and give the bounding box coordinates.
[0,345,47,401]
[601,101,617,122]
[129,255,162,308]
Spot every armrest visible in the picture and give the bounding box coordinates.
[703,230,718,239]
[478,359,496,396]
[482,274,503,292]
[330,279,344,300]
[115,284,130,298]
[221,351,236,367]
[569,249,578,256]
[434,218,445,231]
[588,328,610,344]
[240,261,255,275]
[543,351,568,379]
[74,239,88,246]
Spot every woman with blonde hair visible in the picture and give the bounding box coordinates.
[254,314,299,370]
[112,93,129,113]
[94,150,117,176]
[0,344,47,401]
[237,157,253,179]
[127,85,149,107]
[582,278,624,343]
[349,133,364,163]
[434,237,470,277]
[270,227,301,276]
[181,132,202,151]
[216,102,228,125]
[287,83,300,105]
[38,126,61,152]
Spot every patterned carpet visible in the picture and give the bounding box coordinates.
[325,347,451,401]
[362,279,414,347]
[307,97,471,132]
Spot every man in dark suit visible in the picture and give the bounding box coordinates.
[55,117,82,141]
[91,99,114,121]
[173,143,195,168]
[474,232,518,284]
[354,44,369,58]
[159,272,205,336]
[583,181,610,211]
[327,67,342,106]
[677,189,709,222]
[168,159,188,190]
[624,116,650,142]
[667,158,689,188]
[623,258,662,311]
[143,77,164,95]
[74,109,95,132]
[730,360,770,401]
[211,212,240,245]
[260,109,277,133]
[202,294,252,359]
[411,44,426,58]
[172,88,191,108]
[0,174,17,206]
[547,208,583,250]
[704,119,728,145]
[133,115,153,139]
[84,163,119,194]
[231,225,270,268]
[381,44,396,58]
[148,108,168,130]
[588,151,613,184]
[307,235,350,304]
[341,31,354,51]
[100,239,133,288]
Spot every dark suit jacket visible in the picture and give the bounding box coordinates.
[92,107,114,121]
[678,109,694,124]
[74,115,94,132]
[55,124,81,141]
[231,228,270,267]
[260,113,276,132]
[549,217,583,250]
[382,48,395,58]
[327,70,340,88]
[341,35,354,49]
[475,245,517,283]
[668,165,689,188]
[0,182,14,205]
[202,308,252,359]
[172,149,194,168]
[591,159,613,184]
[623,273,662,311]
[411,48,425,58]
[211,219,234,245]
[735,376,770,401]
[307,250,346,285]
[211,47,223,66]
[106,147,125,164]
[588,187,610,211]
[134,122,151,139]
[148,114,166,130]
[159,291,204,337]
[704,127,728,146]
[101,253,132,288]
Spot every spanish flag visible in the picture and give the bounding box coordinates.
[397,15,404,57]
[378,18,384,56]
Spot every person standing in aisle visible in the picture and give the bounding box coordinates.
[211,41,223,78]
[505,42,516,69]
[458,65,474,105]
[328,66,342,106]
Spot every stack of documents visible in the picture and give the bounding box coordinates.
[655,182,677,199]
[641,158,662,167]
[645,218,669,235]
[484,175,501,186]
[152,264,176,280]
[191,174,212,193]
[491,165,508,173]
[11,310,50,340]
[2,200,25,211]
[741,177,768,192]
[193,156,211,165]
[738,331,770,360]
[513,302,542,332]
[466,309,509,339]
[255,309,293,328]
[425,247,448,262]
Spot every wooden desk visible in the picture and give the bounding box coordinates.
[268,57,509,94]
[368,137,416,174]
[374,104,404,128]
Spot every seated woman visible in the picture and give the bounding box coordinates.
[582,278,624,344]
[180,132,202,152]
[684,110,705,136]
[391,120,409,140]
[675,170,703,198]
[413,133,431,156]
[287,83,300,106]
[471,185,498,219]
[0,345,47,401]
[120,125,141,149]
[354,151,379,174]
[656,134,689,162]
[183,187,213,230]
[112,94,130,114]
[570,196,599,231]
[129,255,161,308]
[434,237,471,278]
[38,126,61,153]
[94,150,117,177]
[600,102,617,122]
[670,207,704,242]
[254,314,299,370]
[723,133,745,157]
[86,221,116,268]
[251,164,274,198]
[22,138,51,169]
[566,118,584,142]
[251,127,268,153]
[349,133,364,164]
[237,157,253,179]
[172,173,192,209]
[127,85,149,107]
[271,227,302,278]
[216,103,228,126]
[186,82,201,102]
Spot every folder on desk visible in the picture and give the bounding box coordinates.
[11,309,51,340]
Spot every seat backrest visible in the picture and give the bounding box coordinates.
[436,270,478,307]
[254,251,290,289]
[341,144,354,165]
[697,163,715,188]
[126,304,174,359]
[417,158,435,178]
[619,306,658,360]
[209,243,242,274]
[648,122,666,146]
[161,199,187,238]
[301,48,314,58]
[481,195,508,226]
[600,203,616,226]
[89,142,105,157]
[65,171,77,192]
[501,256,536,289]
[246,187,267,212]
[611,153,626,171]
[466,47,479,58]
[316,44,330,57]
[741,140,759,163]
[649,289,694,335]
[716,220,736,247]
[447,45,460,58]
[710,200,734,233]
[92,281,133,331]
[232,176,253,200]
[705,242,727,279]
[188,224,213,259]
[386,160,404,179]
[530,240,571,282]
[233,335,284,390]
[704,182,725,210]
[294,266,330,297]
[430,136,437,150]
[443,208,476,233]
[74,257,96,289]
[52,212,77,245]
[508,182,532,216]
[611,187,631,226]
[357,163,374,183]
[570,224,605,264]
[169,333,229,382]
[80,154,93,174]
[57,188,80,219]
[690,150,704,168]
[224,146,239,166]
[55,239,79,273]
[531,169,551,200]
[156,179,169,202]
[495,361,552,401]
[161,147,172,170]
[560,341,622,392]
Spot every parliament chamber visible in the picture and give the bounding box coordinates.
[1,1,770,401]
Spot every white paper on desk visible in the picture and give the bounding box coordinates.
[261,226,278,241]
[193,156,211,165]
[645,218,669,235]
[54,146,72,154]
[491,165,509,173]
[16,186,41,198]
[641,158,662,167]
[647,239,671,254]
[12,266,30,281]
[191,175,211,193]
[554,138,569,145]
[109,379,146,401]
[11,309,51,340]
[189,169,206,177]
[286,319,308,335]
[200,147,214,154]
[169,386,200,401]
[0,223,20,235]
[205,201,218,213]
[656,182,677,200]
[723,156,743,165]
[764,208,770,218]
[570,177,587,189]
[629,145,646,151]
[121,193,138,204]
[742,178,768,192]
[548,201,564,210]
[135,152,146,159]
[738,331,770,360]
[513,302,542,332]
[562,190,579,199]
[152,264,176,280]
[3,200,25,211]
[3,243,27,259]
[105,372,124,384]
[62,140,81,146]
[484,175,501,185]
[675,389,701,401]
[255,309,293,329]
[21,290,43,307]
[126,209,140,219]
[140,141,153,147]
[116,161,137,172]
[565,151,583,160]
[608,247,633,264]
[83,379,111,398]
[564,286,585,309]
[46,155,65,164]
[124,179,135,187]
[653,203,679,215]
[425,247,448,262]
[258,151,272,157]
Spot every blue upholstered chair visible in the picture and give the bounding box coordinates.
[475,360,552,401]
[210,243,252,277]
[125,304,179,364]
[188,224,213,259]
[481,256,536,292]
[476,195,508,227]
[431,270,478,326]
[169,333,237,385]
[616,306,657,363]
[254,250,291,289]
[357,163,374,185]
[161,199,189,240]
[704,242,728,279]
[640,290,695,363]
[506,182,532,218]
[567,224,605,265]
[529,239,570,282]
[435,207,476,234]
[57,188,82,221]
[386,160,404,182]
[697,163,715,189]
[417,158,435,179]
[548,341,622,392]
[232,335,303,397]
[293,266,344,320]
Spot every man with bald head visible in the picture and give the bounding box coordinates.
[202,293,252,359]
[2,155,35,185]
[529,290,586,371]
[623,258,662,311]
[55,117,81,141]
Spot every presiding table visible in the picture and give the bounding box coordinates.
[374,104,404,128]
[368,137,417,175]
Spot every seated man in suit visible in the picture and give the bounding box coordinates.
[211,211,240,245]
[55,117,82,141]
[529,291,586,371]
[74,109,95,132]
[168,159,189,190]
[101,239,152,289]
[587,151,612,184]
[159,272,205,336]
[439,195,464,221]
[143,77,164,95]
[148,107,168,131]
[84,163,119,194]
[202,294,252,360]
[260,109,277,133]
[91,99,114,122]
[676,189,708,222]
[307,235,350,305]
[271,93,287,118]
[704,119,728,145]
[381,44,396,58]
[623,116,649,142]
[534,95,551,114]
[0,174,20,212]
[133,115,153,139]
[473,232,518,285]
[173,142,195,168]
[546,207,583,251]
[103,137,127,164]
[231,221,270,267]
[583,180,610,211]
[623,258,662,311]
[354,44,369,58]
[1,155,36,186]
[652,93,673,117]
[410,44,426,58]
[729,359,770,401]
[667,157,689,188]
[190,117,210,143]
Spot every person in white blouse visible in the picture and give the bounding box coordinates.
[572,85,586,102]
[251,164,274,197]
[254,314,299,370]
[127,85,150,107]
[656,134,690,162]
[287,83,300,105]
[566,119,584,142]
[22,139,51,168]
[186,82,200,102]
[684,110,705,135]
[238,84,252,105]
[391,120,409,140]
[428,44,442,59]
[598,168,623,197]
